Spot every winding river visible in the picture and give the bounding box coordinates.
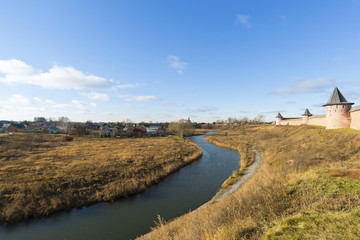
[0,133,240,240]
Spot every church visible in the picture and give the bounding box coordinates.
[276,87,360,130]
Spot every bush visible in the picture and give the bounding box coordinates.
[64,136,74,142]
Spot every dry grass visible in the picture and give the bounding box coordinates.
[140,125,360,240]
[0,133,202,224]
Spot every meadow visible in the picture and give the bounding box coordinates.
[0,134,202,224]
[141,125,360,239]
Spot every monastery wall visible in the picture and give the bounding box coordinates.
[350,110,360,130]
[276,88,358,130]
[279,118,303,126]
[278,115,326,127]
[308,115,326,127]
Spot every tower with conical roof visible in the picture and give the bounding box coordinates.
[302,108,312,124]
[275,112,283,125]
[323,87,354,129]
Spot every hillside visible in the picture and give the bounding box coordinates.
[141,125,360,239]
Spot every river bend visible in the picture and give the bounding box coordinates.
[0,133,240,240]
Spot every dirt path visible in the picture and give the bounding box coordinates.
[196,148,262,210]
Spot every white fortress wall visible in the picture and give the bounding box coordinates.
[279,118,303,126]
[308,115,326,127]
[350,108,360,130]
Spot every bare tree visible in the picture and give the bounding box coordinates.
[58,116,70,134]
[168,119,194,138]
[252,115,265,124]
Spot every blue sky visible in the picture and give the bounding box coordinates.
[1,0,360,122]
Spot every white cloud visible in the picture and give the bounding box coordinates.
[0,94,98,120]
[8,94,31,104]
[0,59,110,90]
[118,94,159,102]
[274,78,336,95]
[236,14,252,28]
[81,92,109,101]
[168,55,187,75]
[0,59,34,76]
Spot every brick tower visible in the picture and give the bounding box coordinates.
[323,87,353,129]
[302,108,312,124]
[275,112,283,125]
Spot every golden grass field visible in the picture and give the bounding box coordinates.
[0,134,202,224]
[141,125,360,240]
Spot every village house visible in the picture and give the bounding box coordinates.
[100,127,118,137]
[5,122,27,132]
[276,87,360,130]
[145,125,161,134]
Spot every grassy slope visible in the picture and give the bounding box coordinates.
[0,134,202,224]
[141,125,360,240]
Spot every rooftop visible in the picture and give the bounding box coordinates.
[323,87,354,106]
[302,108,312,116]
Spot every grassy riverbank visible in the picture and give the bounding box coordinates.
[0,134,202,224]
[141,125,360,239]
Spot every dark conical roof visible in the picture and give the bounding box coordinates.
[302,108,312,116]
[276,112,283,118]
[323,87,354,106]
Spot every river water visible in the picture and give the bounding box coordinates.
[0,133,240,240]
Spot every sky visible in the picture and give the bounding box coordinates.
[1,0,360,123]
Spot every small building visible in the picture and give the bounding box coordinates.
[100,127,118,137]
[48,126,62,134]
[6,123,27,132]
[146,126,161,134]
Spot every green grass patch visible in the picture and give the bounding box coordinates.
[264,210,360,240]
[298,170,360,197]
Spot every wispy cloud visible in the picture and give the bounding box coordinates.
[273,78,336,95]
[118,94,160,102]
[112,83,141,90]
[131,96,159,102]
[81,92,109,101]
[167,55,187,74]
[236,14,252,28]
[0,59,110,90]
[7,94,31,104]
[280,16,287,26]
[188,106,217,113]
[261,110,288,114]
[53,100,97,111]
[0,94,97,119]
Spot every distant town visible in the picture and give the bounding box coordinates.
[0,115,267,137]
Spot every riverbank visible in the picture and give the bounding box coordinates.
[0,134,202,224]
[140,125,360,239]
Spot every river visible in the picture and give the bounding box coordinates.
[0,132,240,240]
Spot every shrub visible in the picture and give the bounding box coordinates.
[64,136,74,142]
